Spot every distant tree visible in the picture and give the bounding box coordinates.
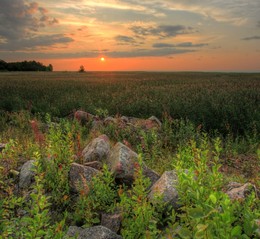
[78,65,85,73]
[0,60,8,71]
[47,64,53,71]
[0,60,53,71]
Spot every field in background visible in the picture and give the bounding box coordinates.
[0,71,259,238]
[0,71,259,136]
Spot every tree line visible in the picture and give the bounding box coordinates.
[0,60,53,72]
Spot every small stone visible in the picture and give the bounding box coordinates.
[19,160,35,190]
[0,143,6,152]
[226,182,254,200]
[148,116,162,127]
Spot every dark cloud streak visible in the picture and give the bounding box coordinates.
[242,36,260,40]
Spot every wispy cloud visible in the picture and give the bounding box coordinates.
[153,42,208,48]
[130,24,194,39]
[242,36,260,41]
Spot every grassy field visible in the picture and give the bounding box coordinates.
[0,71,259,238]
[0,71,259,135]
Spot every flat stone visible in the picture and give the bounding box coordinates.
[0,143,6,152]
[78,226,122,239]
[226,182,254,200]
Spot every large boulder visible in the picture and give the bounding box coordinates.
[82,135,110,163]
[78,226,122,239]
[107,142,159,185]
[226,182,254,200]
[69,163,99,194]
[148,170,179,209]
[19,160,35,189]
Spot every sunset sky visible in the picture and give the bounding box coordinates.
[0,0,260,71]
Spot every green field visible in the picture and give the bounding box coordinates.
[0,72,259,238]
[0,71,259,136]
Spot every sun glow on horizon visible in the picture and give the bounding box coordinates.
[100,57,105,62]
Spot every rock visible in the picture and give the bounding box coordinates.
[0,143,6,152]
[64,226,84,239]
[69,163,99,194]
[107,142,138,184]
[226,182,254,200]
[148,116,162,128]
[143,165,160,186]
[82,135,110,163]
[101,212,122,233]
[84,161,103,170]
[148,170,179,209]
[73,110,95,124]
[107,142,158,186]
[78,226,122,239]
[104,117,117,125]
[19,160,35,189]
[120,116,129,123]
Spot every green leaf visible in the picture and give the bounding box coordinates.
[209,194,217,204]
[188,207,205,219]
[197,224,208,232]
[231,225,242,236]
[178,227,192,239]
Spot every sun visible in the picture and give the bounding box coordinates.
[100,57,105,62]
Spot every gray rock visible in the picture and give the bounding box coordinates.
[104,117,117,125]
[78,226,122,239]
[0,143,6,152]
[148,170,179,209]
[82,135,110,163]
[64,226,84,238]
[148,116,162,128]
[84,161,103,170]
[69,163,99,194]
[19,160,35,189]
[101,212,122,233]
[73,110,95,124]
[107,142,138,184]
[226,182,254,200]
[143,165,160,186]
[107,142,158,186]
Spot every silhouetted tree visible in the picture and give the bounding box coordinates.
[78,65,85,73]
[0,60,53,71]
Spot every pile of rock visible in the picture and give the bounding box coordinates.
[16,132,258,239]
[69,110,162,131]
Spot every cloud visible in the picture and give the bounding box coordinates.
[242,36,260,41]
[153,42,208,48]
[153,43,175,48]
[115,35,137,44]
[0,0,67,51]
[130,24,194,38]
[0,47,194,60]
[0,34,73,51]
